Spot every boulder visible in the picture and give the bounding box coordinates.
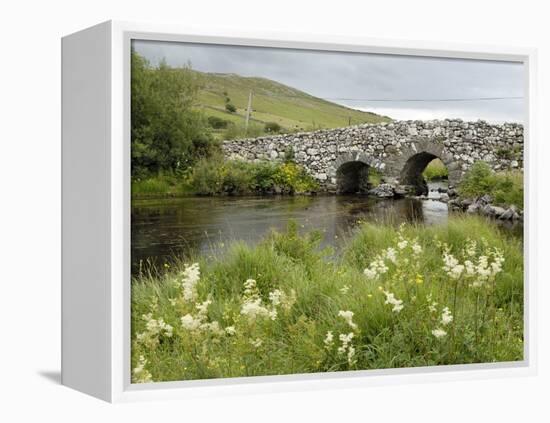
[368,184,395,198]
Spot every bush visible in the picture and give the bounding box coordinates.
[225,103,237,113]
[265,122,282,133]
[459,161,523,209]
[207,116,230,129]
[184,158,319,195]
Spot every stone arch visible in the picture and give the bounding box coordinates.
[329,152,383,194]
[394,138,460,194]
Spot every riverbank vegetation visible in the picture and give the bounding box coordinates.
[458,162,523,209]
[132,157,319,198]
[131,216,523,383]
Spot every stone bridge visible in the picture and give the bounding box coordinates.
[222,119,523,194]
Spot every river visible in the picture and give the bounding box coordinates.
[131,182,468,272]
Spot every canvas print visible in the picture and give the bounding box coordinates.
[130,39,524,384]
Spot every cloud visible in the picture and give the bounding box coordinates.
[133,40,525,123]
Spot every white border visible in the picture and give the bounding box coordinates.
[108,20,537,403]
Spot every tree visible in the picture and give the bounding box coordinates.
[131,50,216,178]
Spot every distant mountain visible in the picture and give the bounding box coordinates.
[195,71,391,132]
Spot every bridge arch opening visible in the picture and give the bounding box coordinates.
[336,161,372,194]
[400,152,449,196]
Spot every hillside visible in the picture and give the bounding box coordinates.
[194,71,390,134]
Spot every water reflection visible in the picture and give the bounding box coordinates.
[131,186,451,272]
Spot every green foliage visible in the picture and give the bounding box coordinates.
[131,50,217,178]
[185,158,319,196]
[131,216,523,382]
[423,158,449,181]
[225,103,237,113]
[265,121,282,133]
[459,161,523,209]
[207,116,230,129]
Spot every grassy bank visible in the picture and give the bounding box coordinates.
[458,161,523,209]
[131,216,523,383]
[132,158,319,198]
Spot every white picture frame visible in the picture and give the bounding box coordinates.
[61,20,537,403]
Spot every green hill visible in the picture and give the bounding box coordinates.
[195,71,390,136]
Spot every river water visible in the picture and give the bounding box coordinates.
[132,182,458,271]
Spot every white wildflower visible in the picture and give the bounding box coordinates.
[443,252,464,279]
[269,289,282,306]
[397,239,408,250]
[337,332,354,355]
[432,328,447,338]
[181,263,200,303]
[385,247,398,264]
[363,256,388,280]
[180,313,202,331]
[132,355,152,383]
[383,291,404,313]
[412,242,422,255]
[338,310,358,330]
[225,325,236,336]
[324,331,334,348]
[441,307,453,326]
[363,267,378,280]
[240,298,271,320]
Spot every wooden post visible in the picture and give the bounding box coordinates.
[245,90,253,132]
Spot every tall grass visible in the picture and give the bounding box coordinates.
[131,216,523,383]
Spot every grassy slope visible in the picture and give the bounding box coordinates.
[195,72,390,132]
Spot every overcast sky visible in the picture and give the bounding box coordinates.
[133,40,525,123]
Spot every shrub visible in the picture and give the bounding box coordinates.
[225,103,237,113]
[265,122,282,133]
[459,161,523,209]
[207,116,230,129]
[184,158,319,195]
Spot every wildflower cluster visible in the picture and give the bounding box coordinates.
[135,297,173,350]
[180,299,224,336]
[442,241,505,288]
[132,355,152,383]
[383,291,404,313]
[337,332,356,365]
[240,279,295,321]
[431,306,454,339]
[363,228,422,281]
[181,263,200,303]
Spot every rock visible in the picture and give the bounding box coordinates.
[478,194,493,205]
[368,184,395,198]
[439,193,450,203]
[492,206,507,217]
[269,150,278,159]
[499,208,515,220]
[393,185,409,198]
[467,203,480,214]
